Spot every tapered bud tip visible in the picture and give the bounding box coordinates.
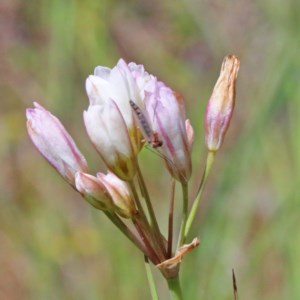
[75,172,113,211]
[205,55,240,151]
[85,76,101,105]
[96,171,137,218]
[221,55,240,77]
[33,101,44,109]
[26,103,44,120]
[116,58,127,68]
[75,172,104,195]
[75,172,90,194]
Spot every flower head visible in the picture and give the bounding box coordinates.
[84,59,161,180]
[26,102,88,186]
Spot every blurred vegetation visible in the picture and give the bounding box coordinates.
[1,0,300,299]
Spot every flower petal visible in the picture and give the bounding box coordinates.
[26,102,88,185]
[84,100,136,180]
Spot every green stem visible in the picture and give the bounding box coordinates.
[137,164,167,257]
[167,275,184,300]
[144,256,159,300]
[129,180,165,262]
[184,151,215,239]
[133,216,160,265]
[177,182,189,247]
[167,179,176,258]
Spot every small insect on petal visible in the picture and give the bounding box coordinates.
[129,99,163,148]
[130,98,190,183]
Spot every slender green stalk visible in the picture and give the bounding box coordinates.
[133,216,160,265]
[184,151,215,239]
[128,180,149,227]
[177,182,189,247]
[167,275,184,300]
[168,179,176,258]
[137,164,167,257]
[144,256,159,300]
[129,180,165,261]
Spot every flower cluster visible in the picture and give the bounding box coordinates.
[26,56,240,283]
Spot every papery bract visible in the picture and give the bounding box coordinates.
[205,55,240,151]
[26,102,88,186]
[97,171,137,218]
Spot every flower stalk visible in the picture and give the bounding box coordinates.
[132,214,160,265]
[177,182,189,247]
[184,151,215,239]
[167,275,184,300]
[128,180,166,262]
[137,164,167,257]
[167,179,176,258]
[144,256,159,300]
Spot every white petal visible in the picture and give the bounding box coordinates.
[84,106,117,164]
[86,75,110,105]
[84,101,133,165]
[94,66,111,80]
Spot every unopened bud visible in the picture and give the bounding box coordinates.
[75,172,113,211]
[26,102,88,186]
[205,55,240,151]
[97,172,137,218]
[145,85,192,183]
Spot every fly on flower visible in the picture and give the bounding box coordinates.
[130,99,188,183]
[129,99,163,148]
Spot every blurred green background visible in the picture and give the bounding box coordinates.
[1,0,299,299]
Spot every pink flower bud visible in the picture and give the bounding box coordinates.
[83,99,136,181]
[205,55,240,151]
[145,85,193,183]
[26,102,88,186]
[97,171,137,218]
[75,172,113,211]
